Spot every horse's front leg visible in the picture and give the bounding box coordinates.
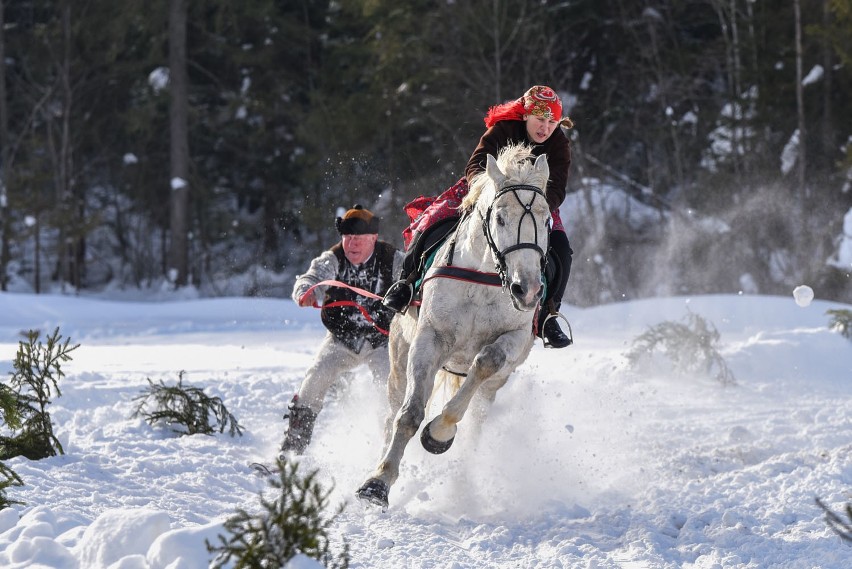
[357,327,446,508]
[423,329,533,452]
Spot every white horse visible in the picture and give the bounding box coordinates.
[356,143,551,509]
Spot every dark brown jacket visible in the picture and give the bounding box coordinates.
[465,120,571,211]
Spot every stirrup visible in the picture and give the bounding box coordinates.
[539,312,574,349]
[382,280,414,314]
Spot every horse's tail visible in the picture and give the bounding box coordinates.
[426,369,463,412]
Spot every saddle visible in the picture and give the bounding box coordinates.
[410,216,462,294]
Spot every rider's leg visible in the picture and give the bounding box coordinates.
[385,180,471,314]
[280,334,359,455]
[539,229,574,348]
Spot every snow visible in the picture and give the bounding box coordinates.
[781,130,800,175]
[567,178,664,231]
[793,285,814,307]
[148,68,169,93]
[831,208,852,270]
[802,65,824,87]
[1,290,851,568]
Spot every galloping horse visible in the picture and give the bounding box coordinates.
[356,143,552,509]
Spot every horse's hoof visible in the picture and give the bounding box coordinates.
[420,422,455,454]
[356,479,389,511]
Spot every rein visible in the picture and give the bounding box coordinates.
[299,279,389,336]
[298,183,547,335]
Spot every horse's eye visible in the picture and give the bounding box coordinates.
[496,214,506,227]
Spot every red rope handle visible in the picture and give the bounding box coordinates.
[298,280,389,336]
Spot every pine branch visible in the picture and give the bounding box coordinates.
[827,309,852,340]
[626,311,735,385]
[207,458,349,568]
[0,461,24,509]
[1,328,77,460]
[816,497,852,542]
[132,372,243,437]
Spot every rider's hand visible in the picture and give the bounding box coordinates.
[298,291,316,307]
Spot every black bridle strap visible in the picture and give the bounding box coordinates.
[483,184,548,286]
[423,265,503,287]
[498,184,544,250]
[423,184,547,292]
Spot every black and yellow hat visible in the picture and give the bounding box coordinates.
[335,204,380,235]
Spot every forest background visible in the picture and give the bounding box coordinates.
[1,0,851,307]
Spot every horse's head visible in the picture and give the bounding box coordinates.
[466,143,551,312]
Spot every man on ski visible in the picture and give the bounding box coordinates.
[279,204,403,456]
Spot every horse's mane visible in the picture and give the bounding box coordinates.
[461,142,539,213]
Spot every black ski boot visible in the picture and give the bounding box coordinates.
[540,315,573,349]
[382,279,414,314]
[278,395,318,456]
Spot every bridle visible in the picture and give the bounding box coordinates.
[422,182,549,294]
[481,183,548,289]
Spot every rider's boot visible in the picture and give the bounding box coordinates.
[383,231,424,314]
[382,278,414,314]
[383,220,458,314]
[541,317,572,348]
[278,395,318,457]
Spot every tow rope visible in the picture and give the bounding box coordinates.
[298,280,390,336]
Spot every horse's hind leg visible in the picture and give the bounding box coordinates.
[382,323,409,446]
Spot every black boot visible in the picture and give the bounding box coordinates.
[382,279,414,314]
[279,395,318,456]
[541,316,573,349]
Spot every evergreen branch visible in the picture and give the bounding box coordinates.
[827,309,852,340]
[132,372,243,437]
[1,328,75,460]
[0,461,24,510]
[816,497,852,542]
[626,311,735,385]
[207,458,349,568]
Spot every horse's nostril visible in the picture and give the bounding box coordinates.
[510,283,525,298]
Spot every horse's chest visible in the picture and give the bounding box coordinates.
[426,295,529,349]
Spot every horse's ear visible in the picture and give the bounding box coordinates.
[486,154,507,186]
[533,153,550,184]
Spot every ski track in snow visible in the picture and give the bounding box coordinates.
[0,292,850,568]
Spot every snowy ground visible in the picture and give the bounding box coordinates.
[0,291,850,568]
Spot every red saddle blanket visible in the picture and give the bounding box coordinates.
[402,177,469,250]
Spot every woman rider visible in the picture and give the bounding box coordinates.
[383,85,575,349]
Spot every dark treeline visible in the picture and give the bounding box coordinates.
[0,0,850,305]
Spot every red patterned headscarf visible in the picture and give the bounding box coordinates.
[484,85,574,129]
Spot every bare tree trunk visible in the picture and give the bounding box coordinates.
[793,0,810,269]
[712,0,744,181]
[491,0,502,103]
[57,0,78,292]
[35,215,41,294]
[168,0,190,287]
[820,0,834,165]
[794,0,807,194]
[0,0,9,291]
